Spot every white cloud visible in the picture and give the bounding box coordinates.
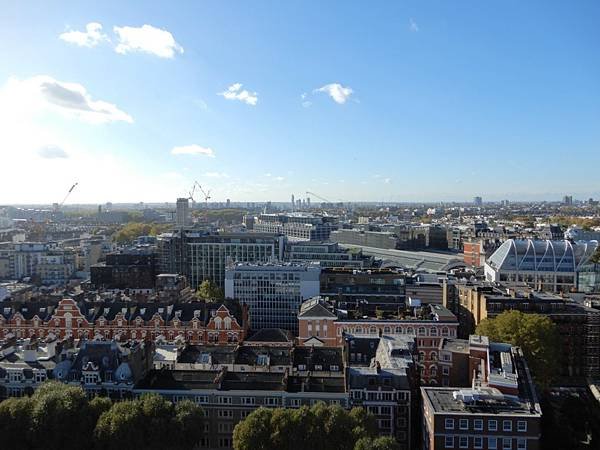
[218,83,258,106]
[203,172,229,178]
[171,145,215,157]
[314,83,354,104]
[409,18,419,32]
[0,75,133,124]
[59,22,108,47]
[383,178,392,184]
[38,145,69,159]
[274,176,285,182]
[113,24,183,58]
[264,173,272,177]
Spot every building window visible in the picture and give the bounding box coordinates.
[418,327,426,336]
[459,418,468,430]
[503,420,512,432]
[264,397,280,406]
[488,420,498,431]
[445,436,454,448]
[517,439,527,450]
[503,438,512,450]
[445,418,455,430]
[443,366,450,375]
[517,421,527,432]
[488,438,498,450]
[474,436,483,449]
[459,436,468,448]
[290,399,301,407]
[474,419,483,431]
[242,397,255,405]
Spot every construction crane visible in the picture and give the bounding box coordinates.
[195,181,211,206]
[188,183,197,208]
[306,191,332,204]
[58,182,78,209]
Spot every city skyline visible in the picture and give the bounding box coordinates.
[1,1,600,204]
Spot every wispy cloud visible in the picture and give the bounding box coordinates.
[314,83,353,104]
[59,22,108,47]
[114,24,183,58]
[218,83,258,106]
[274,176,285,182]
[0,75,133,124]
[37,145,69,159]
[203,171,229,178]
[171,145,215,157]
[409,18,419,32]
[383,178,392,184]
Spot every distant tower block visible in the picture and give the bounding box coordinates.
[176,197,190,227]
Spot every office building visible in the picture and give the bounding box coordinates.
[225,262,320,332]
[91,252,157,291]
[473,196,483,206]
[284,241,371,269]
[484,239,599,292]
[157,230,285,289]
[176,197,190,227]
[253,213,339,241]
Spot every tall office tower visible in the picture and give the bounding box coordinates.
[291,194,295,210]
[306,197,311,208]
[473,196,483,206]
[563,195,573,205]
[157,230,285,289]
[225,262,321,332]
[176,197,190,227]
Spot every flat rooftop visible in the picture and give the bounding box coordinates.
[423,387,540,417]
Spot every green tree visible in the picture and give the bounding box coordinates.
[29,381,96,450]
[233,404,377,450]
[476,310,560,386]
[196,279,224,301]
[94,393,204,450]
[0,396,34,450]
[354,437,401,450]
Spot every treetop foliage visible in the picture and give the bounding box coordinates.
[475,310,560,387]
[0,382,204,450]
[232,403,382,450]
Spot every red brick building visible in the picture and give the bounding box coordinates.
[0,298,248,345]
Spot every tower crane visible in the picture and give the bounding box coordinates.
[188,183,197,208]
[195,182,212,206]
[306,191,332,204]
[58,182,78,209]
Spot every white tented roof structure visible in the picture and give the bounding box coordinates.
[486,239,599,273]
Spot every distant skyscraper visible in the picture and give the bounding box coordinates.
[291,194,295,210]
[473,196,483,206]
[176,197,190,227]
[226,198,231,208]
[306,197,311,208]
[563,195,573,205]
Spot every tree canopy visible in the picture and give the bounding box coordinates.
[0,382,204,450]
[196,279,224,301]
[476,310,560,386]
[233,403,378,450]
[112,222,171,244]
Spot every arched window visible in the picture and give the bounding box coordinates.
[429,327,438,336]
[441,327,449,337]
[214,316,222,330]
[369,327,377,335]
[224,317,232,330]
[406,327,414,335]
[430,351,438,362]
[384,326,391,333]
[418,327,426,336]
[418,351,425,362]
[395,326,402,334]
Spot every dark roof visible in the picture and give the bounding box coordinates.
[246,328,294,343]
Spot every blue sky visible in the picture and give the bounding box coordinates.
[1,1,599,204]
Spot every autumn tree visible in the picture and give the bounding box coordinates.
[476,310,560,386]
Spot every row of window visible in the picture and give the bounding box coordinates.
[445,418,527,432]
[445,436,528,450]
[342,325,455,337]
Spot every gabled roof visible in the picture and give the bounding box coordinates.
[298,301,336,319]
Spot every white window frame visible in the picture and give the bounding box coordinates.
[445,418,455,430]
[445,436,454,448]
